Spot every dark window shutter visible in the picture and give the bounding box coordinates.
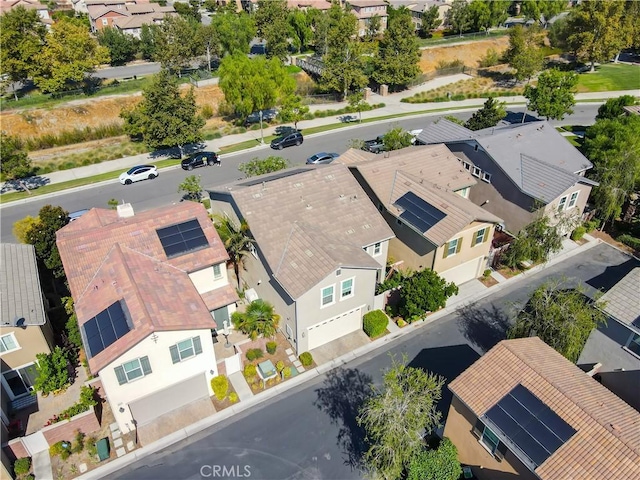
[169,344,180,364]
[114,366,127,385]
[456,237,462,253]
[471,418,483,438]
[193,336,202,355]
[140,356,152,375]
[495,441,508,461]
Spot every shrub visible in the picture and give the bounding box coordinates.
[479,48,500,68]
[266,341,277,354]
[397,319,407,328]
[200,104,214,119]
[49,441,71,458]
[246,348,264,361]
[483,269,492,278]
[229,392,239,403]
[72,430,85,454]
[24,475,35,480]
[299,352,313,367]
[451,93,466,101]
[211,375,229,400]
[14,457,31,476]
[584,219,600,232]
[363,310,389,338]
[275,360,285,372]
[33,346,70,395]
[283,366,292,378]
[618,234,640,251]
[86,436,97,457]
[243,364,257,380]
[45,386,98,425]
[571,226,586,241]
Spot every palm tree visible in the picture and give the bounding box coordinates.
[231,299,280,340]
[212,213,255,288]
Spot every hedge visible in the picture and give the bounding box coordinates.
[363,309,389,337]
[211,375,229,400]
[299,352,313,366]
[619,234,640,251]
[571,226,586,241]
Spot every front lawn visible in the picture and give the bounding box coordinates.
[576,63,640,92]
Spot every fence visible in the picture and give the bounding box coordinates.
[406,65,478,88]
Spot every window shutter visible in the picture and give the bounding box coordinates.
[140,356,152,375]
[169,345,180,364]
[114,366,127,385]
[193,336,202,355]
[495,441,508,462]
[482,227,490,243]
[443,242,449,258]
[456,238,462,253]
[471,419,483,439]
[471,230,478,247]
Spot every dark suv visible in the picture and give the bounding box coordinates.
[181,151,219,170]
[245,108,279,126]
[270,131,304,150]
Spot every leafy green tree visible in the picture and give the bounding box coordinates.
[289,9,312,52]
[33,346,71,395]
[173,0,201,22]
[505,24,544,82]
[139,24,156,60]
[196,24,221,72]
[238,156,290,177]
[419,5,442,38]
[120,69,205,156]
[445,0,472,36]
[0,6,47,100]
[382,127,413,151]
[547,15,571,52]
[62,296,83,350]
[348,90,367,122]
[501,215,564,269]
[358,354,445,480]
[231,299,280,340]
[398,269,459,321]
[468,0,490,33]
[520,0,566,25]
[279,94,309,129]
[508,279,607,362]
[96,27,138,66]
[373,8,420,90]
[13,216,40,244]
[366,14,382,41]
[407,438,463,480]
[524,69,577,120]
[464,96,506,130]
[255,0,290,62]
[309,8,330,55]
[211,11,255,56]
[178,174,203,202]
[623,0,640,51]
[25,205,69,278]
[596,95,637,120]
[0,134,34,193]
[212,214,255,287]
[33,17,109,93]
[152,15,199,74]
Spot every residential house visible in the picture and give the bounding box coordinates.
[0,0,52,26]
[56,202,238,436]
[207,164,394,354]
[1,244,54,427]
[85,0,175,34]
[387,0,450,32]
[287,0,331,11]
[444,337,640,480]
[346,0,388,37]
[338,145,502,285]
[416,119,598,234]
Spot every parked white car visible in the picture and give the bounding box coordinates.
[410,129,423,144]
[119,165,158,185]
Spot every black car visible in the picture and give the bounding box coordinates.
[181,152,219,170]
[270,131,304,150]
[245,108,279,125]
[275,126,300,136]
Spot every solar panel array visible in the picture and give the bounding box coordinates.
[484,384,576,468]
[82,301,132,358]
[157,219,209,258]
[393,192,446,233]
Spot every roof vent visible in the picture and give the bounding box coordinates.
[305,249,313,257]
[306,204,312,209]
[117,203,135,218]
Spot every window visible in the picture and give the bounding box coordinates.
[480,426,500,454]
[341,278,354,299]
[568,191,579,208]
[102,18,108,25]
[444,238,461,258]
[482,172,492,183]
[557,195,567,212]
[169,336,203,363]
[457,186,470,198]
[336,269,341,276]
[114,356,152,385]
[0,333,19,354]
[473,227,489,246]
[249,243,258,259]
[463,162,471,171]
[373,242,381,256]
[213,263,222,280]
[625,333,640,357]
[472,166,482,178]
[321,286,334,307]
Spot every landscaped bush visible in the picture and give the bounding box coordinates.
[266,341,277,354]
[275,360,285,373]
[299,352,313,367]
[86,436,97,457]
[243,364,257,380]
[33,346,71,395]
[571,226,586,241]
[49,441,71,460]
[584,219,600,232]
[397,319,407,328]
[13,457,31,476]
[23,123,125,151]
[483,269,492,278]
[451,93,466,101]
[283,366,292,378]
[363,310,389,338]
[200,104,214,119]
[229,392,239,403]
[211,375,229,400]
[619,234,640,250]
[246,348,264,361]
[45,386,97,425]
[72,430,85,454]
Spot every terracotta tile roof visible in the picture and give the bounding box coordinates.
[449,337,640,480]
[201,284,240,312]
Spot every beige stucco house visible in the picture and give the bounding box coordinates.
[347,0,388,37]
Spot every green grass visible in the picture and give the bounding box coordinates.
[286,65,302,74]
[576,64,640,92]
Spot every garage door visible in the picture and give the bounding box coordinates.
[307,306,362,350]
[129,372,210,426]
[440,257,484,286]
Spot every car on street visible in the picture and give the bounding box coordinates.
[306,152,339,165]
[270,131,304,150]
[69,209,90,222]
[363,135,386,154]
[181,151,219,170]
[245,108,279,125]
[275,126,300,136]
[340,114,358,123]
[119,165,158,185]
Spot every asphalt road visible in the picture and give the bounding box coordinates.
[106,243,638,480]
[0,105,601,243]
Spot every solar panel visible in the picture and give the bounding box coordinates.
[82,301,132,358]
[157,219,209,258]
[393,192,446,233]
[484,384,575,468]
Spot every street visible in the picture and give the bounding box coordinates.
[106,243,638,480]
[0,105,601,243]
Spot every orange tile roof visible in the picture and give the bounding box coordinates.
[449,337,640,480]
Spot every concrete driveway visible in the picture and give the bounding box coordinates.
[310,330,371,366]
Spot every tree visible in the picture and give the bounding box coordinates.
[212,214,255,287]
[505,25,544,82]
[178,174,203,202]
[254,0,290,62]
[152,15,199,75]
[407,438,463,480]
[96,27,138,66]
[33,346,71,395]
[196,24,220,72]
[62,296,83,350]
[468,0,490,33]
[231,299,280,340]
[501,215,564,269]
[358,354,445,480]
[464,96,506,130]
[279,94,309,129]
[120,69,205,156]
[0,6,47,100]
[33,17,109,93]
[310,8,330,56]
[139,24,156,61]
[547,15,571,52]
[13,216,40,244]
[398,269,458,321]
[524,69,577,120]
[366,14,382,41]
[373,8,420,90]
[419,5,442,38]
[566,0,625,71]
[508,279,607,362]
[289,9,312,53]
[238,156,290,177]
[520,0,566,25]
[0,134,34,193]
[212,11,255,56]
[445,0,472,37]
[173,0,201,23]
[382,127,414,151]
[25,205,69,278]
[596,95,637,120]
[347,90,367,122]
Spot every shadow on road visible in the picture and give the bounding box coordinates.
[313,368,372,471]
[1,176,51,194]
[456,303,512,354]
[586,258,640,293]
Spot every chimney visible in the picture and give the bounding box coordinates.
[117,203,135,218]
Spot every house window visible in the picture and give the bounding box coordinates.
[482,172,492,183]
[114,356,152,385]
[373,242,381,256]
[169,336,203,363]
[625,333,640,357]
[474,227,489,246]
[321,285,335,307]
[2,364,37,398]
[102,18,108,25]
[444,238,461,258]
[336,269,342,276]
[568,191,579,208]
[557,195,568,212]
[341,278,354,299]
[0,333,19,354]
[472,166,482,178]
[457,186,470,198]
[213,263,222,280]
[480,426,500,454]
[463,162,471,171]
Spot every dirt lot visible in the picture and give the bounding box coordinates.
[419,36,510,72]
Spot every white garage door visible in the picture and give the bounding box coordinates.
[307,307,362,350]
[440,257,484,286]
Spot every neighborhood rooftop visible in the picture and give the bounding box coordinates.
[600,267,640,329]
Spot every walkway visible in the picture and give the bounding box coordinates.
[228,372,253,402]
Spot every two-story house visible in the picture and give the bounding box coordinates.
[208,164,394,354]
[347,0,388,37]
[387,0,450,32]
[56,202,238,438]
[338,145,502,285]
[86,0,175,35]
[416,119,598,234]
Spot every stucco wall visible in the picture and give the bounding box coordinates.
[189,263,230,294]
[433,221,494,274]
[0,326,51,370]
[542,182,593,232]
